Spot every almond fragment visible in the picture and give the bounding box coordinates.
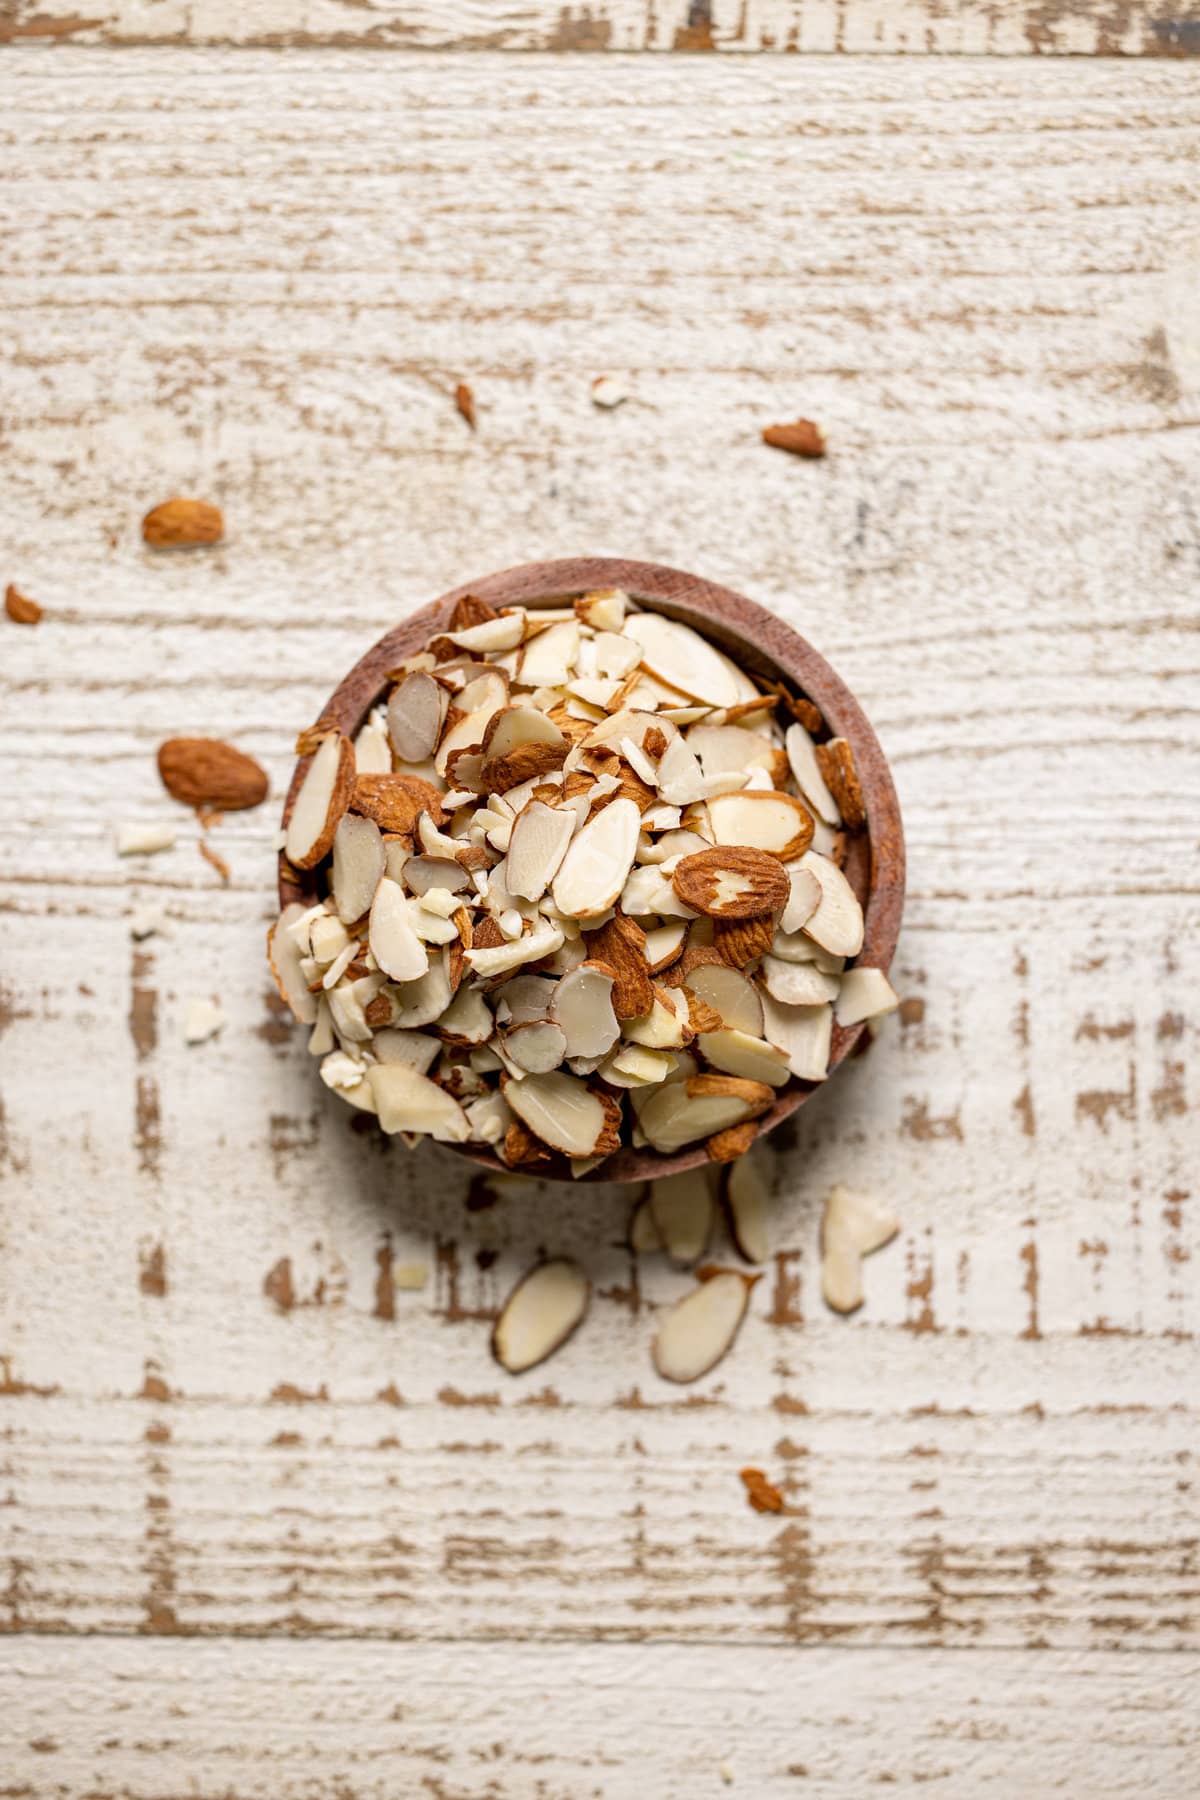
[141,496,224,548]
[762,419,826,459]
[835,966,899,1026]
[267,903,319,1025]
[624,613,743,709]
[433,984,493,1046]
[552,795,641,919]
[574,588,628,632]
[643,921,687,974]
[740,1468,785,1514]
[295,717,339,757]
[815,738,866,830]
[761,954,839,1007]
[501,1118,556,1170]
[821,1186,899,1315]
[706,1118,758,1165]
[506,800,576,902]
[503,1068,616,1160]
[785,723,841,827]
[549,963,621,1060]
[759,994,832,1083]
[493,1259,590,1374]
[637,1073,773,1154]
[779,866,822,935]
[182,997,225,1045]
[4,583,41,625]
[117,821,177,856]
[721,1150,771,1260]
[454,381,476,429]
[157,737,268,812]
[388,671,445,764]
[795,850,864,957]
[582,912,653,1020]
[707,791,814,863]
[502,1019,568,1074]
[680,959,764,1036]
[649,1168,714,1268]
[369,878,430,983]
[712,914,775,968]
[367,1064,470,1142]
[698,1029,790,1088]
[351,773,446,836]
[448,594,498,632]
[671,846,789,920]
[285,732,356,870]
[652,1269,755,1383]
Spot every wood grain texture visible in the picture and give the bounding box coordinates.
[1,48,1199,1796]
[2,0,1199,53]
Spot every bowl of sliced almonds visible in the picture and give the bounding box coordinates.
[268,557,904,1182]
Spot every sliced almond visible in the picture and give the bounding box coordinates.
[769,927,844,972]
[519,619,580,688]
[574,588,628,632]
[331,812,385,924]
[630,1195,663,1253]
[721,1152,771,1264]
[698,1029,790,1088]
[686,724,778,783]
[503,1018,568,1074]
[795,850,864,958]
[465,917,564,979]
[446,611,526,653]
[684,961,764,1036]
[652,1270,754,1383]
[671,846,789,920]
[367,1064,470,1141]
[784,722,841,827]
[465,1089,515,1145]
[582,911,653,1019]
[285,731,355,870]
[624,613,743,709]
[825,1184,900,1257]
[835,967,899,1026]
[600,1043,678,1088]
[821,1235,864,1314]
[493,1259,590,1374]
[637,1073,773,1154]
[503,1068,617,1159]
[384,957,454,1028]
[815,738,866,830]
[352,773,445,836]
[267,903,319,1025]
[354,714,393,774]
[481,706,568,793]
[371,1028,441,1073]
[649,1167,714,1268]
[401,855,470,897]
[388,671,445,764]
[644,921,687,973]
[759,994,832,1082]
[622,986,691,1050]
[506,800,576,902]
[498,973,561,1026]
[760,954,840,1007]
[706,791,814,862]
[552,796,641,919]
[369,878,430,983]
[549,963,621,1060]
[779,866,822,935]
[434,983,493,1046]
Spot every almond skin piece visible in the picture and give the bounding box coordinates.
[351,774,446,834]
[815,738,866,830]
[157,737,269,812]
[454,382,476,429]
[141,497,224,548]
[712,914,775,968]
[583,912,654,1020]
[672,847,789,920]
[448,594,499,631]
[707,1118,758,1164]
[4,583,41,625]
[762,420,826,460]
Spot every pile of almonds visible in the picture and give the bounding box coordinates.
[268,589,899,1175]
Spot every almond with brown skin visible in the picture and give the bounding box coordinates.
[285,732,356,870]
[671,846,789,920]
[157,737,269,812]
[448,594,499,632]
[815,738,866,830]
[351,774,446,834]
[713,914,776,968]
[707,1118,758,1164]
[5,583,41,625]
[583,912,654,1020]
[454,382,476,430]
[762,420,826,460]
[141,497,224,548]
[295,717,339,756]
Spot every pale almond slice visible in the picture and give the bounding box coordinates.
[620,863,696,920]
[310,912,352,965]
[644,921,687,973]
[369,878,430,983]
[388,670,446,763]
[649,1167,714,1268]
[307,997,336,1056]
[784,722,841,827]
[465,1089,515,1145]
[388,953,454,1028]
[320,940,359,990]
[498,973,561,1026]
[503,1019,568,1074]
[371,1028,441,1073]
[331,812,385,924]
[600,1043,677,1088]
[284,731,355,870]
[354,713,393,774]
[652,1270,754,1383]
[412,886,460,920]
[796,850,865,958]
[624,614,742,709]
[779,866,823,935]
[592,630,641,677]
[637,828,710,868]
[327,981,374,1043]
[481,706,568,792]
[568,676,622,710]
[685,724,778,782]
[552,796,641,918]
[549,963,621,1059]
[493,1259,590,1374]
[267,902,319,1025]
[582,708,678,756]
[574,588,628,632]
[457,667,510,715]
[685,962,764,1036]
[637,1074,773,1154]
[654,733,707,805]
[622,989,691,1050]
[769,927,844,972]
[435,704,496,780]
[465,918,564,979]
[640,802,683,833]
[722,1152,771,1264]
[367,1064,471,1141]
[183,997,225,1045]
[446,611,526,653]
[519,619,580,688]
[408,897,463,945]
[825,1184,900,1257]
[835,967,900,1026]
[630,1195,663,1253]
[706,791,814,862]
[821,1235,864,1315]
[506,800,576,902]
[434,984,493,1046]
[759,994,832,1082]
[697,1029,790,1087]
[503,1069,616,1158]
[760,955,840,1007]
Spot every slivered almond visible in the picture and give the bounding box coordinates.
[707,791,814,862]
[506,800,576,902]
[503,1068,618,1159]
[157,737,269,812]
[434,984,493,1046]
[503,1019,568,1074]
[268,903,319,1025]
[780,866,822,935]
[369,879,430,983]
[785,722,841,827]
[331,812,385,924]
[821,1186,899,1315]
[698,1029,790,1087]
[652,1269,755,1383]
[285,732,355,870]
[582,912,653,1019]
[835,966,899,1026]
[574,588,628,632]
[388,955,454,1028]
[649,1168,714,1268]
[141,496,224,547]
[815,738,866,830]
[680,960,764,1036]
[624,613,742,709]
[630,1195,663,1253]
[706,1118,758,1164]
[493,1259,590,1374]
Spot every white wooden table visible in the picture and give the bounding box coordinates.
[2,17,1198,1795]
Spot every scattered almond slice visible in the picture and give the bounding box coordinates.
[285,732,355,870]
[721,1151,771,1263]
[117,821,176,857]
[630,1195,663,1253]
[493,1258,590,1374]
[825,1183,900,1257]
[652,1269,754,1383]
[795,850,864,957]
[368,1064,471,1141]
[649,1167,714,1267]
[835,966,899,1026]
[503,1068,617,1159]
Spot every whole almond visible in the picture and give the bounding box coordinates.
[5,583,42,625]
[157,737,269,811]
[142,497,224,548]
[762,420,826,460]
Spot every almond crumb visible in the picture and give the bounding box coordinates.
[5,583,42,625]
[141,497,224,548]
[454,382,476,429]
[762,419,826,459]
[739,1466,784,1513]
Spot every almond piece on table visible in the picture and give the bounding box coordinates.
[367,1064,471,1141]
[285,731,356,870]
[835,966,899,1026]
[671,846,789,920]
[794,850,864,958]
[4,583,41,625]
[721,1150,771,1263]
[649,1167,714,1268]
[141,497,224,548]
[549,963,621,1060]
[762,419,826,459]
[825,1183,900,1257]
[157,737,269,813]
[815,737,866,830]
[707,792,814,862]
[652,1269,755,1384]
[590,374,628,410]
[552,796,641,919]
[493,1259,590,1374]
[116,821,177,857]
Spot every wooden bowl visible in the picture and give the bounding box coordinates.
[280,557,905,1184]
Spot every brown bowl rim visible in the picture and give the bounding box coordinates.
[279,556,905,1184]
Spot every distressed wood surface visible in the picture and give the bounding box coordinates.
[2,0,1200,53]
[1,48,1199,1797]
